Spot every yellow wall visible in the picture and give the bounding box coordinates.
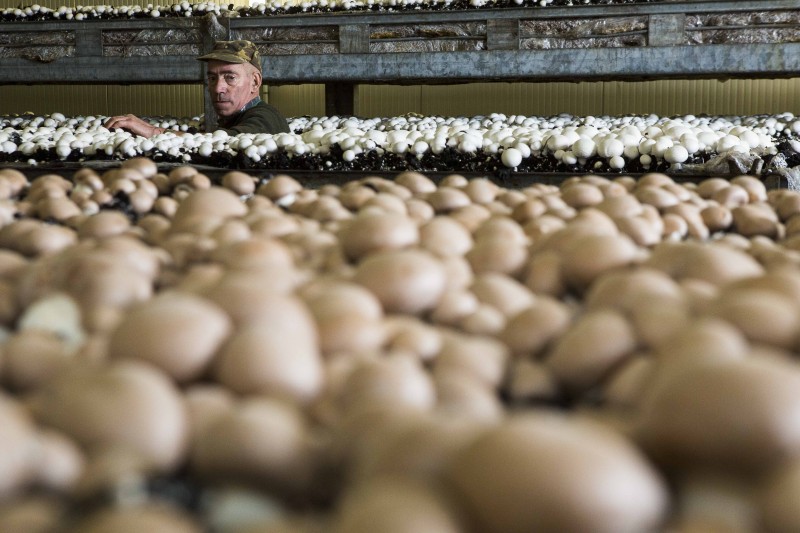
[277,78,800,118]
[0,85,205,118]
[3,78,799,119]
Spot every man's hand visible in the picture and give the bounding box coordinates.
[104,114,164,138]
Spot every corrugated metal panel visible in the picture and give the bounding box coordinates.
[357,85,421,117]
[0,84,203,117]
[106,84,203,118]
[604,78,800,116]
[0,85,108,116]
[2,77,798,120]
[268,84,325,118]
[420,82,606,117]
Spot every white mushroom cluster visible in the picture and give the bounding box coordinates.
[2,112,799,175]
[2,1,225,20]
[0,0,681,20]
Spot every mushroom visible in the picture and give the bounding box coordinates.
[637,356,800,474]
[446,412,668,533]
[108,292,232,383]
[333,476,465,533]
[353,249,447,315]
[29,361,188,471]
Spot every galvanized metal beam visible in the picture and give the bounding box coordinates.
[0,56,203,83]
[2,42,798,85]
[262,42,800,83]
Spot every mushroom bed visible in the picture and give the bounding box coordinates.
[3,113,800,178]
[2,0,667,21]
[4,158,800,532]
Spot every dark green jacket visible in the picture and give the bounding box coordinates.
[217,98,290,135]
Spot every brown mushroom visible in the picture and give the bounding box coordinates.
[30,360,188,471]
[191,397,313,494]
[446,412,668,533]
[108,292,232,383]
[333,476,466,533]
[338,211,419,262]
[353,249,447,315]
[544,309,637,395]
[638,356,800,474]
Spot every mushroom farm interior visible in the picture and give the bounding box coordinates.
[1,0,800,532]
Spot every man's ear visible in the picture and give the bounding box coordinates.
[253,70,262,91]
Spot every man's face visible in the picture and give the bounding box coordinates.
[206,60,258,118]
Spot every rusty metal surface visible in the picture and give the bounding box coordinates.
[686,10,800,44]
[0,30,74,62]
[102,29,203,57]
[236,26,339,55]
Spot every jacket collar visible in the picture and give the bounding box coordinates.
[219,96,261,127]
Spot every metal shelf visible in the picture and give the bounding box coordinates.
[0,0,797,117]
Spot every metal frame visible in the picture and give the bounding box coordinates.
[0,0,797,117]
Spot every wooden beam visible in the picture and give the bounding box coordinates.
[340,24,370,54]
[74,27,102,56]
[649,13,686,47]
[487,19,519,51]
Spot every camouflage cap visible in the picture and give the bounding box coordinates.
[197,40,261,72]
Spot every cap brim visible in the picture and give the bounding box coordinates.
[196,52,249,64]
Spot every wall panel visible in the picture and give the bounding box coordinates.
[3,78,799,120]
[0,85,109,116]
[420,82,606,117]
[106,85,204,118]
[356,85,421,118]
[268,84,325,118]
[0,84,203,117]
[602,78,800,116]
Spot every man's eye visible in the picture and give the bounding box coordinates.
[224,75,237,83]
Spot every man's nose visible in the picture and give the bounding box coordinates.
[210,79,226,93]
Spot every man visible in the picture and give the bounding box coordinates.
[105,40,290,137]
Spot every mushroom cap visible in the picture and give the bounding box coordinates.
[30,361,189,471]
[338,212,419,262]
[0,394,37,498]
[353,249,447,315]
[333,476,465,533]
[68,503,202,533]
[109,293,232,383]
[759,459,800,533]
[637,356,800,474]
[446,412,668,533]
